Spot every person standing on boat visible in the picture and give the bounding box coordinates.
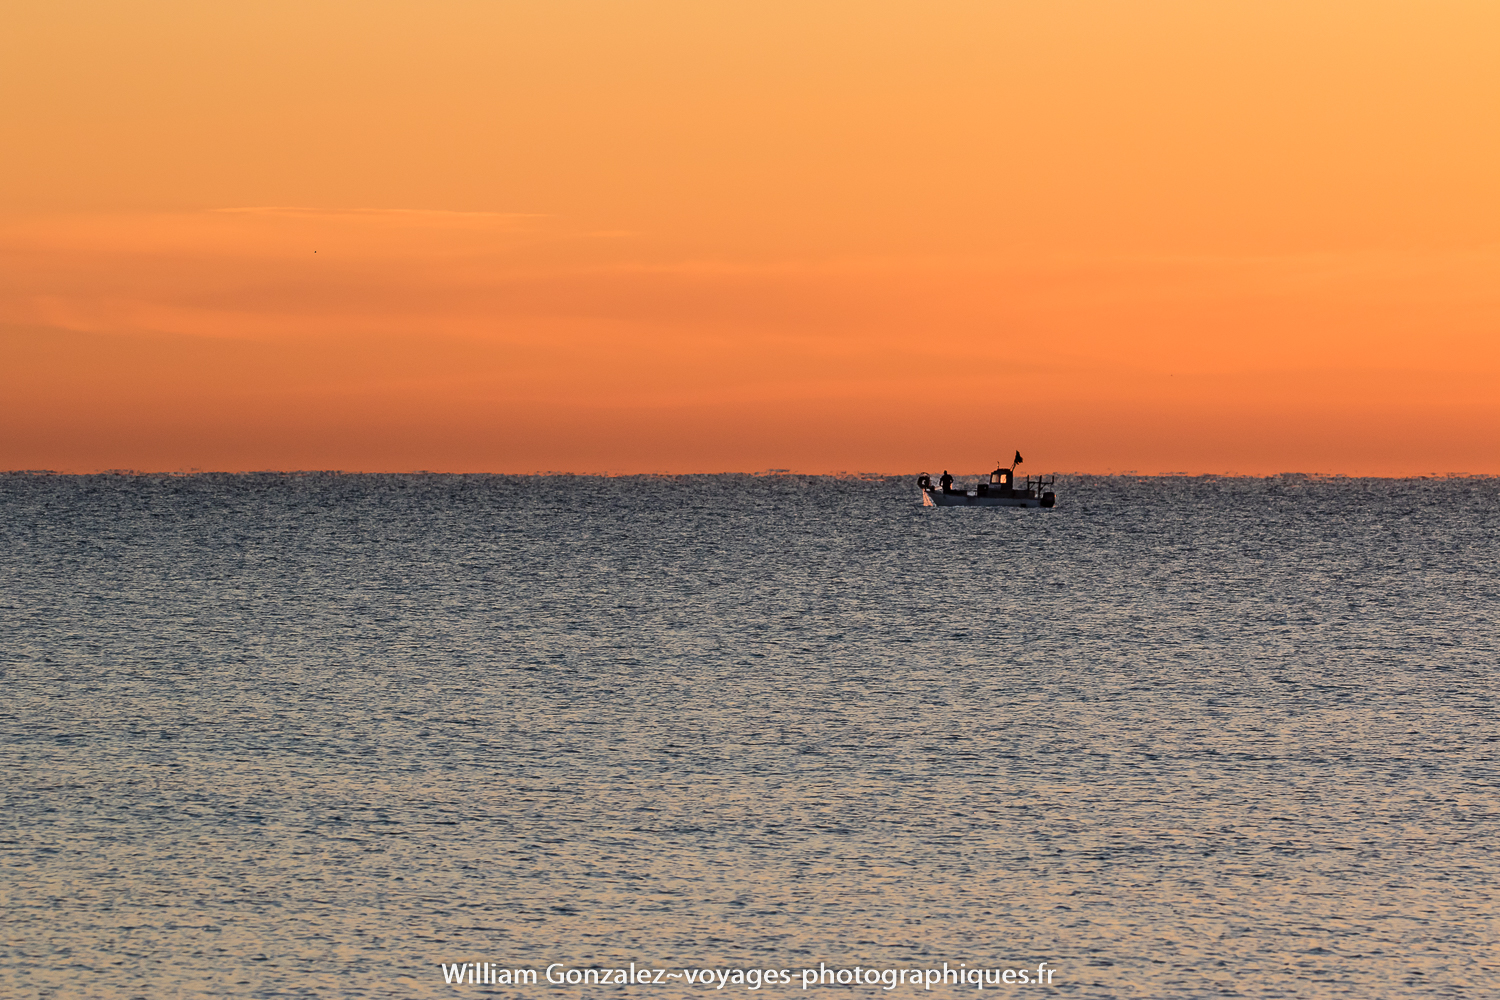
[939,470,954,494]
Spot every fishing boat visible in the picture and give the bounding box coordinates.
[917,458,1056,508]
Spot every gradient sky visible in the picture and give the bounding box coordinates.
[3,0,1497,474]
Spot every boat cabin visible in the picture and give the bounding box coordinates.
[975,467,1018,497]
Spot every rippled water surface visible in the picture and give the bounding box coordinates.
[2,473,1497,999]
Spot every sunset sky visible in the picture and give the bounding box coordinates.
[3,0,1497,474]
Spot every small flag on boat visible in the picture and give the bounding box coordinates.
[1014,450,1023,467]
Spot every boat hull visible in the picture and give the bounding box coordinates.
[922,488,1048,508]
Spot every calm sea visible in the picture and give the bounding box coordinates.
[2,473,1496,999]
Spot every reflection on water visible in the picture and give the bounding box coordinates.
[2,473,1496,998]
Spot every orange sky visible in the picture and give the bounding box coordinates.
[3,0,1497,474]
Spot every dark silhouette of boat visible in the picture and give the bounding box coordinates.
[917,461,1056,508]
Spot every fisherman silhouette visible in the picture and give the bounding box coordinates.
[939,470,954,494]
